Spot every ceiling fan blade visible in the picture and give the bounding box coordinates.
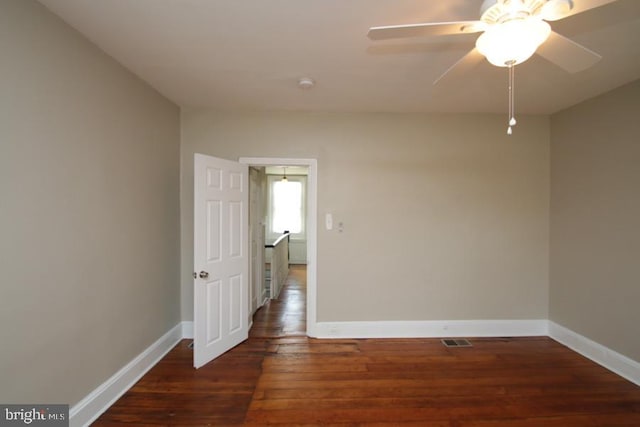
[543,0,618,21]
[536,31,602,73]
[367,21,485,40]
[433,47,485,85]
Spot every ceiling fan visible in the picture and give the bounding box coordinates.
[368,0,617,134]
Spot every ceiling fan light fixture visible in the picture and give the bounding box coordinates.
[475,18,551,67]
[367,0,610,135]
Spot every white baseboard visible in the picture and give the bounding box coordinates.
[314,319,548,339]
[69,322,187,427]
[548,321,640,386]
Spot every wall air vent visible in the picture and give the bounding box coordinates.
[441,338,472,347]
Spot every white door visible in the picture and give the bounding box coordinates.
[194,153,248,368]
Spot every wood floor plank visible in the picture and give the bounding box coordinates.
[94,265,640,426]
[459,413,640,426]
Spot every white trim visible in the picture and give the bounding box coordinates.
[69,322,186,427]
[239,157,318,337]
[548,321,640,386]
[314,319,548,339]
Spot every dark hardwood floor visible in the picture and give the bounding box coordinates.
[94,266,640,426]
[249,265,306,338]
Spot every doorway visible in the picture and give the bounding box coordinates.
[240,157,317,338]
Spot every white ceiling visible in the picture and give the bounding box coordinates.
[38,0,640,114]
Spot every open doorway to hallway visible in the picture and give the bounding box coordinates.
[250,265,307,337]
[241,157,318,338]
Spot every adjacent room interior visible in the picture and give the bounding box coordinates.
[1,0,639,425]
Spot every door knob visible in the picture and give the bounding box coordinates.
[199,271,209,279]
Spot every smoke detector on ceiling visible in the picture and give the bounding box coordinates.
[297,77,315,89]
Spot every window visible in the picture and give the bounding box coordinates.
[268,175,306,239]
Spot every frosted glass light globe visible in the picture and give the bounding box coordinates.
[476,18,551,67]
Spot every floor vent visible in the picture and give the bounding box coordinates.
[441,339,472,348]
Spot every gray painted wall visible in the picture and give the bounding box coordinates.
[0,0,181,405]
[550,79,640,362]
[180,110,550,323]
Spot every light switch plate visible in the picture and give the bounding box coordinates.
[325,213,333,230]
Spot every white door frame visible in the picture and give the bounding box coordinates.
[240,157,318,337]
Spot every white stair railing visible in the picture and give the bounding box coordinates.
[265,232,289,299]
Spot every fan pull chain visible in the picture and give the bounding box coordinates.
[507,62,517,135]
